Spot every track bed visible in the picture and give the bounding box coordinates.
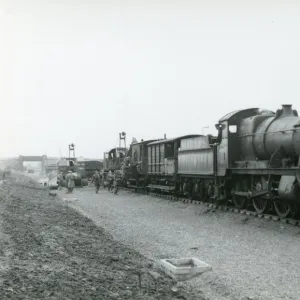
[63,186,300,300]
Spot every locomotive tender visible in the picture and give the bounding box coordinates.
[112,105,300,218]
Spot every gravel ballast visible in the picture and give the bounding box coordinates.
[62,186,300,300]
[0,177,200,300]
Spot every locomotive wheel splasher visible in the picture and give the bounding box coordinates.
[274,175,300,218]
[273,201,299,219]
[252,176,272,214]
[232,194,248,209]
[253,198,271,214]
[232,180,249,209]
[273,201,292,219]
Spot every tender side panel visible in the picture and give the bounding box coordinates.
[178,149,215,175]
[180,136,210,150]
[178,137,215,175]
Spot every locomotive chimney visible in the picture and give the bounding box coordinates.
[281,104,293,117]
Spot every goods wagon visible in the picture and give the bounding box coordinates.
[123,139,156,188]
[146,135,200,192]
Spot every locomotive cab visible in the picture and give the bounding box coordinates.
[103,147,127,172]
[216,108,261,175]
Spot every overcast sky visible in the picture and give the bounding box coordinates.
[1,1,300,158]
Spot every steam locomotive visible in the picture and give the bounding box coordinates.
[106,105,300,218]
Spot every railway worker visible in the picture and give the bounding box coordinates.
[99,171,103,187]
[113,171,121,195]
[121,162,128,186]
[107,170,114,192]
[65,170,75,194]
[121,162,126,175]
[57,172,63,190]
[92,170,101,194]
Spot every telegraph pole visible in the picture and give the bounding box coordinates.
[69,143,75,160]
[119,132,126,154]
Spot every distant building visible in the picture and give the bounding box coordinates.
[57,158,69,167]
[45,157,59,173]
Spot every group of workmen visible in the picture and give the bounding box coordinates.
[91,170,119,194]
[57,170,119,194]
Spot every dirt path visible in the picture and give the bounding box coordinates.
[62,186,300,300]
[0,179,200,300]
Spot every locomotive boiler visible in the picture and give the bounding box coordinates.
[238,105,300,161]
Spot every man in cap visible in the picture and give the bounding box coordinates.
[92,170,101,194]
[65,170,75,194]
[107,170,114,192]
[113,170,121,195]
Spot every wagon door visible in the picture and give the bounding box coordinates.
[165,142,175,175]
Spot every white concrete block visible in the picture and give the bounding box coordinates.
[160,257,212,281]
[62,197,78,202]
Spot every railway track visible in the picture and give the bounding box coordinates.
[120,187,300,227]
